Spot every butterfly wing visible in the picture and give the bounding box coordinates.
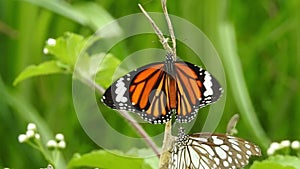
[169,133,261,169]
[174,62,223,123]
[102,61,223,124]
[102,62,173,124]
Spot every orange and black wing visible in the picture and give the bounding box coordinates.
[102,62,174,124]
[174,62,223,123]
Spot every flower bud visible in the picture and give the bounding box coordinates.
[46,38,56,46]
[55,133,64,141]
[18,134,28,143]
[27,123,37,131]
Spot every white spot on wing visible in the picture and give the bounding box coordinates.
[188,147,200,167]
[215,147,227,159]
[203,71,213,97]
[115,78,128,103]
[214,157,220,165]
[221,145,230,151]
[201,144,215,156]
[232,144,242,152]
[245,143,251,148]
[223,161,229,167]
[212,136,223,145]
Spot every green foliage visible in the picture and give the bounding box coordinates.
[251,162,295,169]
[1,0,300,168]
[13,32,121,88]
[251,155,300,169]
[44,32,87,66]
[12,32,86,85]
[13,60,67,86]
[68,150,155,169]
[94,53,122,88]
[20,0,114,30]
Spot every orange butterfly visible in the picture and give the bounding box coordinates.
[101,53,223,124]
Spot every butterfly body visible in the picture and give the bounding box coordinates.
[102,54,223,124]
[169,129,261,169]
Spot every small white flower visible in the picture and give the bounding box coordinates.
[26,130,35,138]
[291,140,300,149]
[18,134,28,143]
[55,133,64,141]
[47,140,57,149]
[46,38,56,46]
[270,142,281,150]
[267,147,275,155]
[57,140,66,149]
[280,140,291,147]
[43,48,49,54]
[27,123,37,131]
[267,142,281,155]
[35,133,40,140]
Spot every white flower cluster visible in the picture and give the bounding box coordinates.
[43,38,56,54]
[18,122,66,150]
[267,140,300,155]
[47,133,66,150]
[18,123,40,143]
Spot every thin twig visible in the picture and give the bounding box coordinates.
[138,4,173,54]
[161,0,176,58]
[226,114,240,135]
[0,20,18,38]
[138,1,177,168]
[118,110,161,157]
[75,70,161,158]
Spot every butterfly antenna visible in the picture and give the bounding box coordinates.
[161,0,176,59]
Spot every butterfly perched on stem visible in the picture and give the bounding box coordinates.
[169,128,261,169]
[101,53,223,124]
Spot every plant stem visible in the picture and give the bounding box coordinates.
[159,121,174,169]
[218,22,270,149]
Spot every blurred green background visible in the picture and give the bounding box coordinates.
[1,0,300,168]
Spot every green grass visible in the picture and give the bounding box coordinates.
[1,0,300,168]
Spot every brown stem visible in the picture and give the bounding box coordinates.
[159,121,174,169]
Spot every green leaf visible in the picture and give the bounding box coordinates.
[67,150,153,169]
[45,32,88,66]
[20,0,116,30]
[94,53,124,88]
[13,60,66,86]
[250,161,295,169]
[250,155,300,169]
[73,52,122,88]
[125,148,159,169]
